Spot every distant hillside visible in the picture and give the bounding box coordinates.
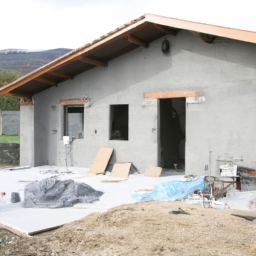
[0,48,73,77]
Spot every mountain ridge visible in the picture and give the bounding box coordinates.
[0,48,73,77]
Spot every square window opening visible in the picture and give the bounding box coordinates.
[64,105,84,139]
[109,105,129,140]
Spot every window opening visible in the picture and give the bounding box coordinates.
[110,105,129,140]
[64,105,84,139]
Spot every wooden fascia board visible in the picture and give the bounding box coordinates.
[144,89,204,99]
[0,17,147,95]
[145,14,256,44]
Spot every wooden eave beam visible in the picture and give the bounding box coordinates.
[78,57,107,67]
[191,32,215,44]
[34,77,57,87]
[48,72,73,79]
[153,24,178,36]
[124,35,148,48]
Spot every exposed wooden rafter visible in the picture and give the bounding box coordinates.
[124,35,148,48]
[191,32,215,44]
[35,77,57,87]
[48,72,73,80]
[78,57,107,67]
[153,24,178,36]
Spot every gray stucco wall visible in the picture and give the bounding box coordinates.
[0,110,20,135]
[30,30,256,175]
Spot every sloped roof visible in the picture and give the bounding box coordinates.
[1,13,256,98]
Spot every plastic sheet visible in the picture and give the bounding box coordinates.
[131,177,205,202]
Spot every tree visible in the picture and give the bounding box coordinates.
[0,71,20,111]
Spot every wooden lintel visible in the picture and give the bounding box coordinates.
[78,57,107,67]
[125,35,148,48]
[191,32,215,44]
[35,77,57,87]
[145,89,204,99]
[7,93,32,98]
[48,72,73,79]
[153,24,178,36]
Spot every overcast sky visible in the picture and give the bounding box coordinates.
[0,0,256,50]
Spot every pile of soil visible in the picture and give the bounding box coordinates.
[0,229,20,248]
[1,201,256,256]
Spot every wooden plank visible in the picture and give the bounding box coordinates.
[144,166,162,177]
[146,14,256,44]
[88,148,113,175]
[153,24,178,36]
[144,89,204,99]
[191,32,215,44]
[0,220,30,238]
[48,72,73,79]
[35,77,57,87]
[78,57,107,67]
[28,225,63,236]
[110,162,131,178]
[125,35,148,48]
[100,180,126,183]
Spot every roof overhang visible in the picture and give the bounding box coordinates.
[1,13,256,98]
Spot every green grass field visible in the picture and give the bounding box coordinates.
[0,135,20,143]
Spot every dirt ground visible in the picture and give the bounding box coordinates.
[0,201,256,256]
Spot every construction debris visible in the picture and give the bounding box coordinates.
[169,208,190,215]
[24,177,103,208]
[144,166,162,177]
[110,162,131,178]
[231,214,255,221]
[131,176,205,201]
[88,148,113,175]
[100,180,126,183]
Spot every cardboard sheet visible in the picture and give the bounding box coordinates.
[144,166,162,177]
[88,148,113,175]
[110,163,131,178]
[100,180,125,183]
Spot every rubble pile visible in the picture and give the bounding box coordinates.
[24,177,103,208]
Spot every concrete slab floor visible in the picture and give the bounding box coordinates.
[0,166,184,233]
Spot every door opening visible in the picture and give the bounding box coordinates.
[159,98,186,170]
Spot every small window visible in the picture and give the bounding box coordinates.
[64,105,84,139]
[110,105,129,140]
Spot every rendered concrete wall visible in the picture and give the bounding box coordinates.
[32,31,256,175]
[0,110,20,135]
[20,105,34,166]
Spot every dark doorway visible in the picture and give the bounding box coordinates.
[109,105,129,140]
[159,98,186,169]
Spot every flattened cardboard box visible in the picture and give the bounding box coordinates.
[88,148,113,175]
[110,162,131,178]
[144,166,162,177]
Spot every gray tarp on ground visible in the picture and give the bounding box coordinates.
[24,177,103,208]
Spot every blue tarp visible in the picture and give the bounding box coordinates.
[131,177,205,202]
